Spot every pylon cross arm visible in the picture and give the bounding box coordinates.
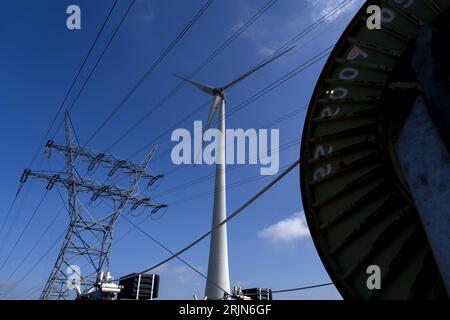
[24,170,166,210]
[44,141,163,183]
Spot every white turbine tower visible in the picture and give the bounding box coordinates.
[175,46,294,299]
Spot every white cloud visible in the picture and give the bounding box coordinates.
[258,211,310,243]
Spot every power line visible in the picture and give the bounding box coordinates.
[84,6,342,220]
[269,0,353,56]
[56,199,230,297]
[4,169,115,295]
[168,162,294,206]
[134,44,332,162]
[106,122,303,202]
[22,284,44,300]
[28,0,119,167]
[10,2,140,265]
[48,152,296,287]
[0,148,53,251]
[0,0,122,275]
[19,113,166,299]
[121,215,231,297]
[83,0,216,146]
[158,139,301,202]
[40,0,220,210]
[51,0,138,139]
[55,158,300,287]
[17,5,215,261]
[0,206,64,285]
[54,161,298,288]
[272,282,334,294]
[155,100,305,180]
[11,230,66,293]
[131,99,212,159]
[152,104,307,198]
[105,0,279,152]
[4,13,169,273]
[6,163,158,298]
[5,123,154,296]
[23,33,330,301]
[114,159,300,295]
[5,177,105,297]
[123,0,351,160]
[0,191,49,271]
[225,45,333,120]
[50,210,163,292]
[133,2,353,163]
[86,8,340,203]
[2,157,92,281]
[15,154,298,297]
[122,157,300,279]
[0,184,31,239]
[13,0,353,297]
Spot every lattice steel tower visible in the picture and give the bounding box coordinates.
[20,111,166,300]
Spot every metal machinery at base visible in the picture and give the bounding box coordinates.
[300,0,450,299]
[118,273,160,300]
[241,288,272,301]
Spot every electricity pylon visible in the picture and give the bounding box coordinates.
[20,111,166,300]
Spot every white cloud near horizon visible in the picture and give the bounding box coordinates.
[258,211,310,243]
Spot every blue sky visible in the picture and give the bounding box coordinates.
[0,0,365,299]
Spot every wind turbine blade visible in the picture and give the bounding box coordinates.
[222,45,296,90]
[194,96,221,165]
[204,96,221,133]
[173,74,215,95]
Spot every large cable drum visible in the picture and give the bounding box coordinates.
[300,0,450,299]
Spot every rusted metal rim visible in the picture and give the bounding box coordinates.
[300,0,450,299]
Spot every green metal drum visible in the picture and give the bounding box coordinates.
[300,0,450,299]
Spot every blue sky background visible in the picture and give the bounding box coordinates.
[0,0,365,299]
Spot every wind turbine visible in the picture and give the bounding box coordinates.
[175,46,294,300]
